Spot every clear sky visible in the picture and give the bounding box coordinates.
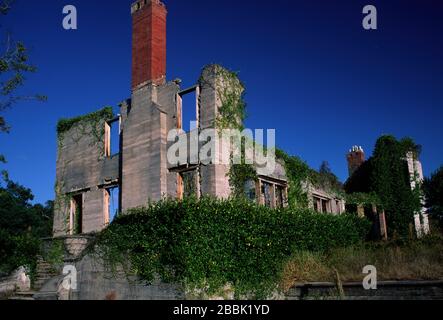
[0,0,442,204]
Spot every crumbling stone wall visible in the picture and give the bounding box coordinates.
[72,255,184,300]
[54,119,119,237]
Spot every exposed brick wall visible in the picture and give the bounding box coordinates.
[132,0,167,89]
[347,147,365,177]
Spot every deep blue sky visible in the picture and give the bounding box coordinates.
[0,0,442,204]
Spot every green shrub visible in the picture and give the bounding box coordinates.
[93,197,370,298]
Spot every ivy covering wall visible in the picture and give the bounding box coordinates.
[92,197,370,298]
[345,135,422,238]
[56,106,114,149]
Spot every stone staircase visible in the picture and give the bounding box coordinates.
[32,257,59,291]
[6,258,60,301]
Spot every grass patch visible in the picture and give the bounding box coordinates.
[280,234,443,292]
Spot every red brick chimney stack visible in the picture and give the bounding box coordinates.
[131,0,167,89]
[347,146,365,177]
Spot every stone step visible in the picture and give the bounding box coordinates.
[37,265,53,269]
[36,271,58,277]
[36,272,55,277]
[37,265,52,270]
[37,262,52,266]
[36,272,57,278]
[34,280,51,286]
[8,296,35,301]
[15,291,36,297]
[33,279,52,289]
[36,267,55,272]
[35,275,54,280]
[8,291,36,301]
[33,291,58,301]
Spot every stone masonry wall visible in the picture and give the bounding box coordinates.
[54,121,119,236]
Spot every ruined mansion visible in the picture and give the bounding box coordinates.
[53,0,428,238]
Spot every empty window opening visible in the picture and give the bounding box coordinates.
[178,169,198,199]
[104,186,120,225]
[261,182,273,208]
[70,194,83,235]
[313,196,331,213]
[244,180,257,202]
[275,185,286,208]
[105,117,121,157]
[178,86,199,133]
[313,196,320,212]
[322,199,329,213]
[257,179,287,208]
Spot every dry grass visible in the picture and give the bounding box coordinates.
[279,235,443,292]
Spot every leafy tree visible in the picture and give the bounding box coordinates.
[0,174,53,276]
[344,159,373,194]
[0,1,51,277]
[0,0,46,134]
[424,166,443,222]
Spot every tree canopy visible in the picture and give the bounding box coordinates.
[0,174,53,276]
[0,0,46,134]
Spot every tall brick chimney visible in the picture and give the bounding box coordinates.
[131,0,167,89]
[347,146,365,177]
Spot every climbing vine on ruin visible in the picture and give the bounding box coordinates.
[198,65,345,207]
[43,239,65,270]
[199,65,255,196]
[228,162,258,198]
[214,68,246,131]
[199,64,246,132]
[345,135,422,238]
[56,106,114,153]
[345,192,382,207]
[275,149,311,208]
[54,179,72,234]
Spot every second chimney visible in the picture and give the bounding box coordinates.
[347,146,365,177]
[131,0,167,89]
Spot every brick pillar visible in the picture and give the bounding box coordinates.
[131,0,167,89]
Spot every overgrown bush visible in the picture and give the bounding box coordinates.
[93,197,370,298]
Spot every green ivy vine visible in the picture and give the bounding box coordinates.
[228,163,257,198]
[56,106,114,153]
[199,64,246,132]
[345,192,382,207]
[199,65,255,196]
